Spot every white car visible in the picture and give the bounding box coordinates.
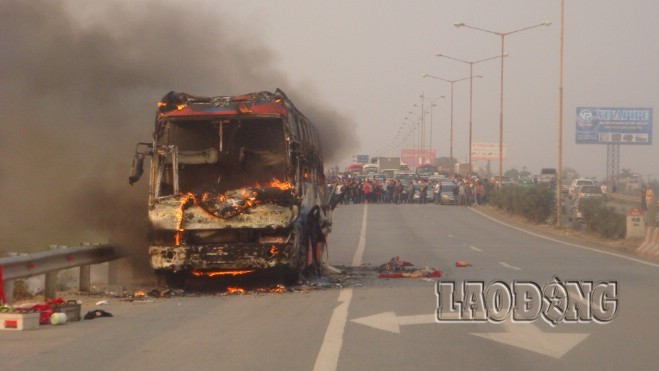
[569,179,595,199]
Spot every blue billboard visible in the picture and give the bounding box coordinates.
[576,107,652,145]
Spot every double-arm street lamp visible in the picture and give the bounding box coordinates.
[454,21,551,185]
[425,96,445,156]
[400,121,415,154]
[402,118,420,154]
[435,52,503,177]
[422,74,480,176]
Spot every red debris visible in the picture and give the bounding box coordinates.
[455,261,472,267]
[377,256,442,278]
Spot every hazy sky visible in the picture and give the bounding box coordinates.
[230,0,658,179]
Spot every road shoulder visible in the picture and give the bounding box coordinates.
[469,204,656,262]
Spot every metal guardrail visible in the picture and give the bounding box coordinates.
[608,193,658,207]
[608,193,639,203]
[1,244,119,305]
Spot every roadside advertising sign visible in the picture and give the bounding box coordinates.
[576,107,652,145]
[471,142,507,161]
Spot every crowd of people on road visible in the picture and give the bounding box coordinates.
[329,175,490,206]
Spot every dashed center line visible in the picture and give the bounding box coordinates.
[499,261,522,271]
[469,245,483,252]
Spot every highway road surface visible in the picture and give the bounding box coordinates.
[2,203,658,370]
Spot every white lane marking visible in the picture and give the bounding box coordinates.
[448,234,454,238]
[469,245,483,252]
[469,207,659,268]
[314,204,368,371]
[313,288,352,371]
[351,204,368,267]
[499,261,522,271]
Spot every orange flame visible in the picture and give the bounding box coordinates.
[191,269,255,277]
[173,179,292,244]
[238,104,252,113]
[267,179,293,190]
[269,245,279,255]
[226,287,245,294]
[256,284,288,293]
[270,284,286,293]
[175,193,195,245]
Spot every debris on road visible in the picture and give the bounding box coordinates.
[378,256,414,272]
[455,261,472,267]
[377,257,442,279]
[83,310,113,320]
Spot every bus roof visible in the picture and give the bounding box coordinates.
[157,90,289,119]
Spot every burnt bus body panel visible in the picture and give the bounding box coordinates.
[135,90,329,276]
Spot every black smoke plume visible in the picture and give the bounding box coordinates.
[0,0,358,277]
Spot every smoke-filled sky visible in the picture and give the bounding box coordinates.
[232,0,657,179]
[0,0,657,252]
[0,0,356,252]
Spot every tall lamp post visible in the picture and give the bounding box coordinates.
[420,96,446,156]
[399,122,414,157]
[423,74,479,176]
[435,52,503,177]
[402,118,419,164]
[406,112,423,166]
[454,21,551,185]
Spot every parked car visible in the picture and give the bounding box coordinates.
[518,177,535,187]
[574,184,604,200]
[439,182,458,205]
[412,182,434,203]
[396,171,416,184]
[373,173,386,182]
[429,174,449,183]
[569,178,595,199]
[491,176,513,187]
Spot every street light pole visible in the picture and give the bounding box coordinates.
[455,21,551,186]
[435,53,502,178]
[557,1,565,227]
[407,111,423,166]
[428,97,444,156]
[423,74,480,176]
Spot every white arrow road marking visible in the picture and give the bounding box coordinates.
[351,311,486,333]
[471,321,589,359]
[352,311,589,359]
[351,311,436,334]
[499,261,521,271]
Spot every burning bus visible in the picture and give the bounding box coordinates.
[129,90,333,285]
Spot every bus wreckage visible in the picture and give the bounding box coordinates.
[129,89,336,285]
